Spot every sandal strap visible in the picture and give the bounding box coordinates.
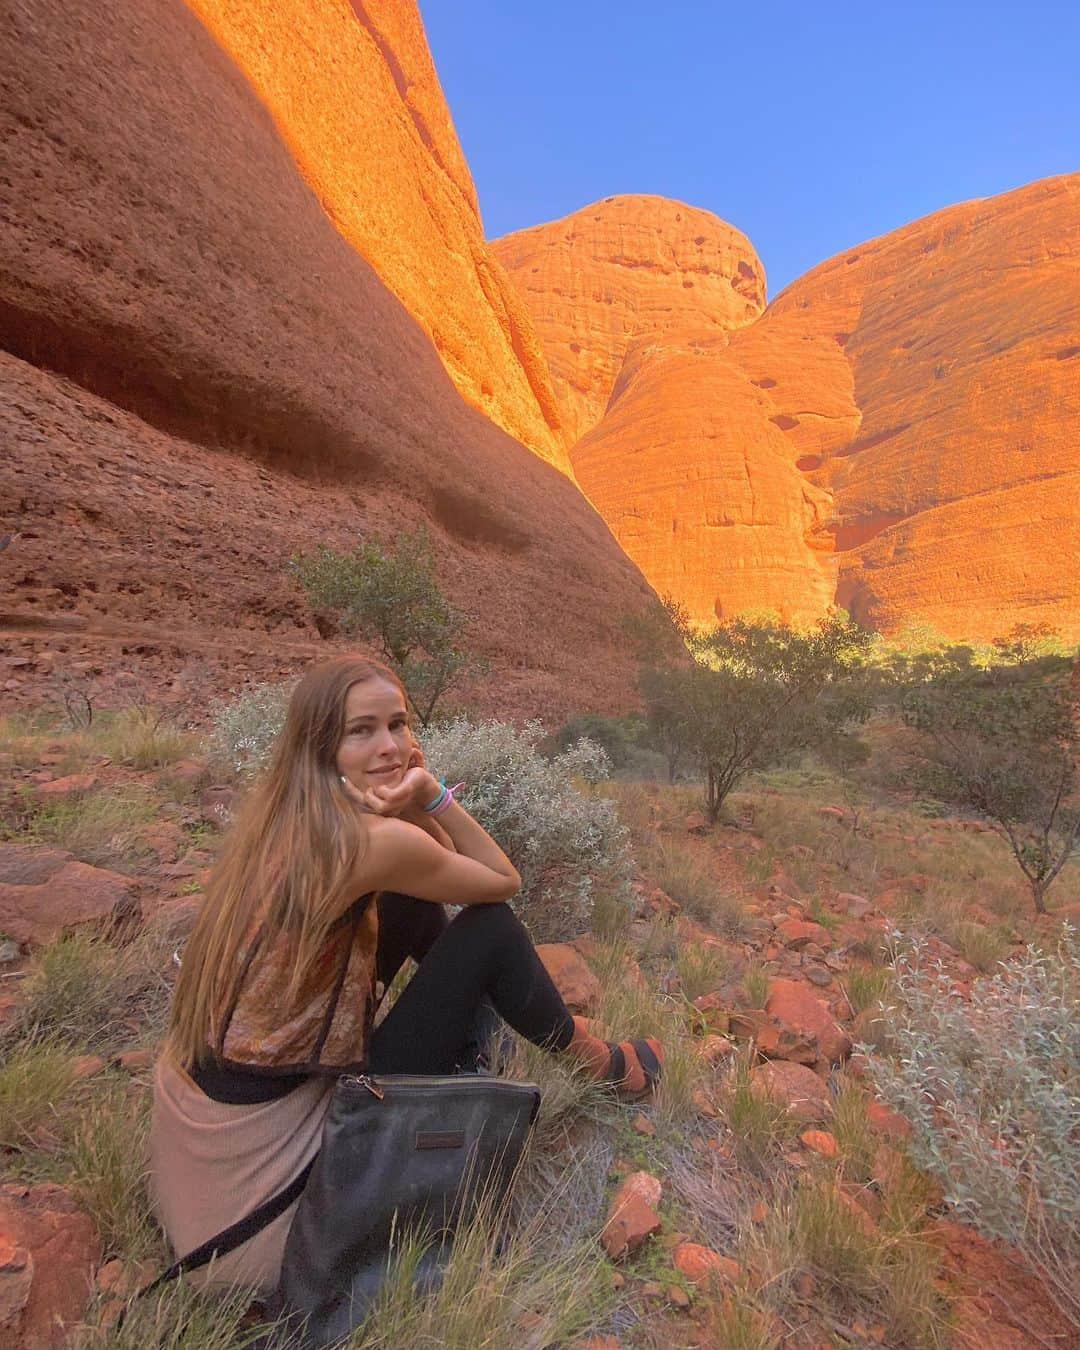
[632,1038,662,1089]
[604,1042,627,1084]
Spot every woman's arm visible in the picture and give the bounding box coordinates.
[398,804,456,852]
[344,762,516,904]
[360,812,520,906]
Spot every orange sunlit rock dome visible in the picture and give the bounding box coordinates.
[492,195,766,448]
[498,176,1080,640]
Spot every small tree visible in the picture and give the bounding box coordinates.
[901,648,1080,914]
[641,612,875,822]
[289,529,481,726]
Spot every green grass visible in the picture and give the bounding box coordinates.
[67,1080,160,1260]
[0,1036,77,1150]
[9,784,159,870]
[718,1058,798,1173]
[742,963,770,1009]
[842,966,894,1016]
[14,930,172,1053]
[676,940,730,1001]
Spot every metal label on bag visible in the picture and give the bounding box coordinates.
[414,1130,466,1150]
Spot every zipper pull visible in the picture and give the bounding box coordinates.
[345,1073,384,1100]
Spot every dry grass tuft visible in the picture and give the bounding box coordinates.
[648,836,746,935]
[10,785,158,871]
[717,1057,799,1173]
[0,1037,76,1150]
[66,1079,160,1260]
[676,941,730,1001]
[842,966,894,1016]
[15,929,173,1052]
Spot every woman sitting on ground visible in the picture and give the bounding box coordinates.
[152,655,662,1293]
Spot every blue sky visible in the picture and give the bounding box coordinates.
[420,1,1080,298]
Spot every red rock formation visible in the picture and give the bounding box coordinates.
[569,329,836,626]
[502,177,1080,639]
[728,173,1080,639]
[186,0,567,469]
[492,195,766,447]
[0,0,652,721]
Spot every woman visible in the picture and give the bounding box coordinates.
[152,655,662,1294]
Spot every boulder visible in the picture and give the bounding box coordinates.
[836,892,872,919]
[536,944,601,1015]
[671,1242,741,1287]
[0,1183,101,1349]
[765,978,851,1065]
[34,774,98,798]
[799,1129,839,1158]
[600,1171,662,1260]
[775,918,832,950]
[0,860,140,947]
[750,1061,831,1123]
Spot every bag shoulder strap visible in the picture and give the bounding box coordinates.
[137,1153,318,1299]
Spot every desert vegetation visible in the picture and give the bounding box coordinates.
[1,613,1078,1347]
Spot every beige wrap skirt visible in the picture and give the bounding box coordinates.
[150,1055,334,1294]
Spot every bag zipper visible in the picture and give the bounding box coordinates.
[339,1073,384,1099]
[339,1073,537,1097]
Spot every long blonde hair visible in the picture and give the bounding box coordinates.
[167,655,405,1068]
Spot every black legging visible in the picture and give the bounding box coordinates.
[368,894,574,1074]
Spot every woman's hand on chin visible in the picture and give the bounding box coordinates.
[341,765,440,819]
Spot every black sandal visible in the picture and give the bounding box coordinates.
[604,1038,663,1102]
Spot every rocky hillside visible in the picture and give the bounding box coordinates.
[497,178,1080,639]
[0,0,653,722]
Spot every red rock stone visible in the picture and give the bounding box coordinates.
[190,0,566,469]
[799,1129,839,1158]
[502,177,1080,642]
[700,1035,734,1067]
[34,774,98,798]
[765,978,852,1065]
[600,1171,663,1260]
[819,806,847,822]
[836,892,872,919]
[69,1056,107,1083]
[684,812,709,835]
[0,1183,101,1349]
[750,1061,831,1123]
[114,1049,154,1073]
[0,1240,34,1330]
[0,861,140,948]
[775,918,832,950]
[866,1100,912,1142]
[536,944,601,1014]
[672,1242,741,1287]
[494,196,766,448]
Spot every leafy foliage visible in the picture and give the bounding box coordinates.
[419,719,631,940]
[900,648,1079,911]
[207,679,292,778]
[866,928,1080,1325]
[289,529,482,725]
[639,610,875,820]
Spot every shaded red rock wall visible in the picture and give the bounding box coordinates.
[185,0,567,470]
[0,0,653,719]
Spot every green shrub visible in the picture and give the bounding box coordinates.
[867,927,1080,1326]
[206,679,293,778]
[420,720,632,941]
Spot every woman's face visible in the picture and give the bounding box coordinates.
[335,678,413,792]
